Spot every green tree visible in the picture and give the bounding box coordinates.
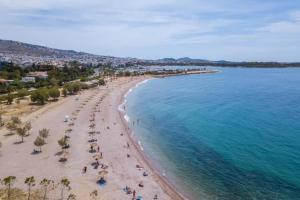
[60,178,71,200]
[40,178,54,200]
[11,116,21,125]
[31,88,49,105]
[17,88,29,99]
[90,190,98,200]
[39,128,50,139]
[6,116,22,135]
[58,136,68,150]
[16,126,27,143]
[67,194,76,200]
[34,136,46,152]
[62,88,67,97]
[24,121,32,135]
[24,176,35,200]
[48,87,60,100]
[5,93,14,105]
[98,79,105,86]
[1,176,16,200]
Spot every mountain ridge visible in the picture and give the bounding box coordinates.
[1,39,300,67]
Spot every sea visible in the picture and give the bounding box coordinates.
[123,67,300,200]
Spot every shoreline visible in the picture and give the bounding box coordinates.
[117,76,188,200]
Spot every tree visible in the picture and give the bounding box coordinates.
[90,190,98,200]
[34,136,45,152]
[48,87,60,100]
[60,178,71,200]
[40,178,54,200]
[58,136,68,150]
[25,176,35,200]
[39,128,50,139]
[58,136,68,162]
[5,93,14,105]
[98,79,105,86]
[1,176,16,200]
[31,88,49,105]
[16,126,27,143]
[6,116,22,135]
[24,121,32,135]
[11,116,21,125]
[17,88,29,99]
[6,122,17,135]
[67,194,76,200]
[62,88,67,97]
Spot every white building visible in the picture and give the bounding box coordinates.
[21,76,36,83]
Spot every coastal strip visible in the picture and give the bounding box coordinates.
[118,77,189,200]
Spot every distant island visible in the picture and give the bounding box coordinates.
[1,39,300,68]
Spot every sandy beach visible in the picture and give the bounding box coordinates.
[0,76,185,200]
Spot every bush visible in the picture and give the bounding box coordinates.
[48,87,60,100]
[62,88,67,97]
[63,82,81,95]
[30,88,49,105]
[98,79,105,86]
[5,93,14,105]
[17,88,29,98]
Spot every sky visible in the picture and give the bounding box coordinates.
[0,0,300,62]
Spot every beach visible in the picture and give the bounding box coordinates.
[0,76,184,199]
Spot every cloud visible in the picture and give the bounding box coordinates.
[0,0,300,61]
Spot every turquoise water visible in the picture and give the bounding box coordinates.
[125,67,300,200]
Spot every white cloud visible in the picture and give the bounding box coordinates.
[0,0,300,61]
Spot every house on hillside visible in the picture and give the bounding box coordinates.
[21,76,36,83]
[0,79,14,85]
[28,71,48,79]
[21,71,49,83]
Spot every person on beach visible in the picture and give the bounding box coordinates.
[82,166,87,173]
[97,146,100,152]
[132,190,136,200]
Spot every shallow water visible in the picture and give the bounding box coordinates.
[125,67,300,200]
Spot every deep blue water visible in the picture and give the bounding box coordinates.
[125,67,300,200]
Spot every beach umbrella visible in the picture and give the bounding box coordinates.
[93,154,102,160]
[98,170,108,177]
[65,128,72,133]
[91,143,98,147]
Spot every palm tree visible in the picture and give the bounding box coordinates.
[90,190,98,200]
[40,178,54,200]
[39,129,50,139]
[60,178,71,200]
[16,126,27,143]
[34,136,46,152]
[1,176,16,200]
[24,176,35,200]
[67,194,76,200]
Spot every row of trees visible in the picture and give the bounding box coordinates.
[0,176,75,200]
[5,116,31,142]
[2,81,95,105]
[30,87,60,105]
